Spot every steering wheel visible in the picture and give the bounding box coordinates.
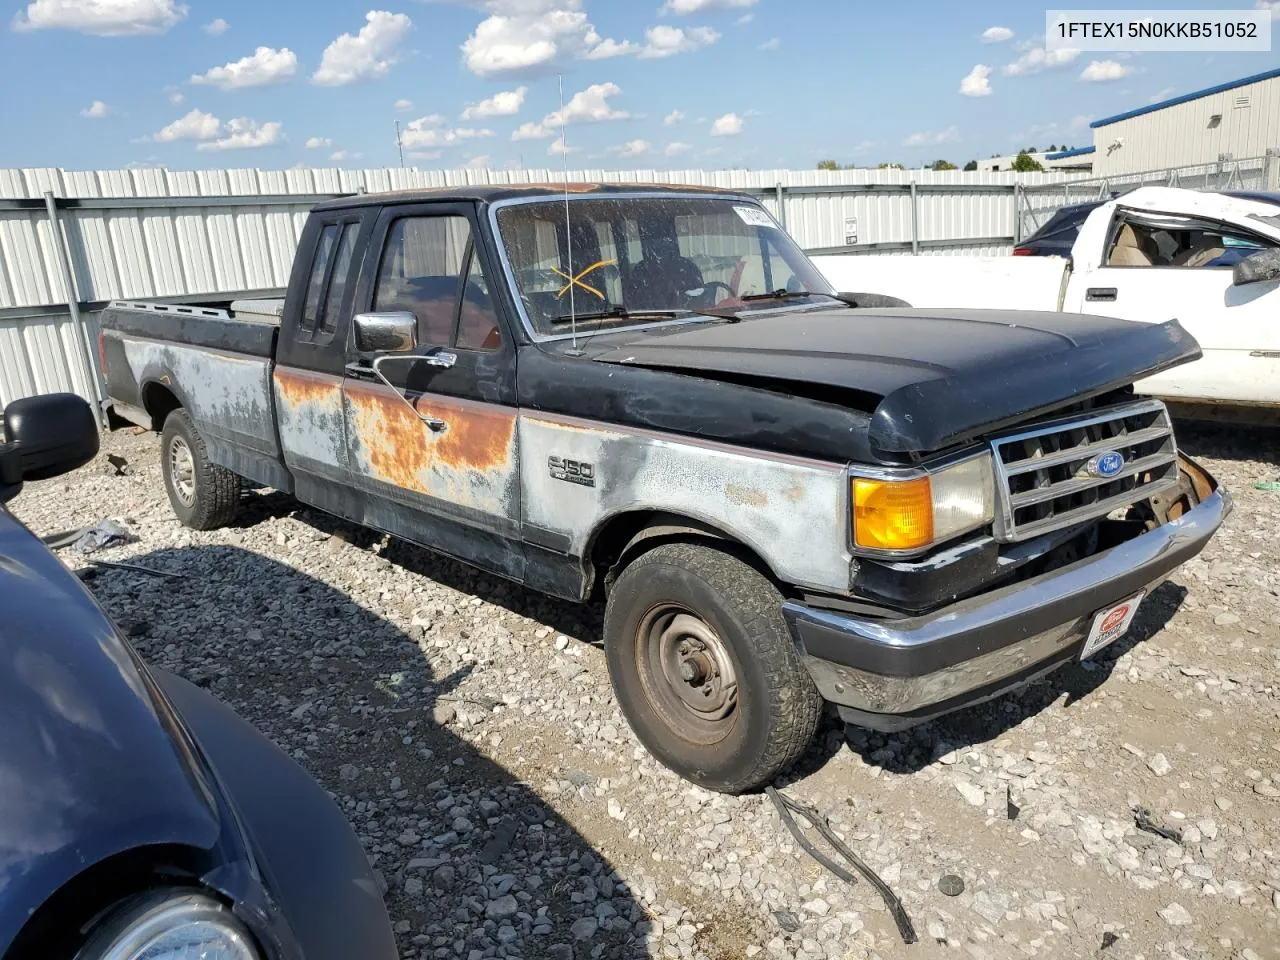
[689,281,736,307]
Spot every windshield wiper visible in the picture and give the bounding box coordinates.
[739,289,835,302]
[551,307,682,325]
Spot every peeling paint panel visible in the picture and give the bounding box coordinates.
[118,336,279,458]
[274,366,347,477]
[343,380,519,525]
[520,412,852,594]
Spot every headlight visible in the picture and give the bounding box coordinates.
[852,455,995,552]
[77,891,259,960]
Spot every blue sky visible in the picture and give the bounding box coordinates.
[0,0,1276,171]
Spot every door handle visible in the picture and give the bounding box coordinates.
[420,350,457,369]
[344,361,375,378]
[1085,287,1117,302]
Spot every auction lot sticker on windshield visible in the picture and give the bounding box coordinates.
[734,206,777,228]
[1081,592,1144,660]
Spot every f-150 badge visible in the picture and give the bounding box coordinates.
[549,456,595,487]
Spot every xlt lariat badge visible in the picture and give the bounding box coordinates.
[549,456,595,487]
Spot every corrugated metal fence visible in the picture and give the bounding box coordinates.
[0,164,1078,412]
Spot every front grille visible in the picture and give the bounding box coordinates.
[991,400,1178,542]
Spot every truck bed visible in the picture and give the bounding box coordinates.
[100,300,288,491]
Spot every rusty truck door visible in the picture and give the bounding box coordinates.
[273,210,371,515]
[340,203,524,581]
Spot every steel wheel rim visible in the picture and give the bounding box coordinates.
[168,435,196,506]
[636,604,738,746]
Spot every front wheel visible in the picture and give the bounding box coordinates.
[604,542,822,793]
[160,409,240,530]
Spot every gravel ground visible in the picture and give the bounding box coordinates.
[12,423,1280,960]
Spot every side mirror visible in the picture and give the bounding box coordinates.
[3,393,99,482]
[353,311,418,354]
[1233,248,1280,286]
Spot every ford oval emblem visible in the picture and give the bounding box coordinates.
[1087,451,1126,478]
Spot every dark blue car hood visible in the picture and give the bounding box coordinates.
[0,508,222,952]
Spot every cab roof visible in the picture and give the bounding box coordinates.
[311,181,749,212]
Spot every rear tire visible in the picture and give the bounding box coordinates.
[160,409,240,530]
[604,541,822,794]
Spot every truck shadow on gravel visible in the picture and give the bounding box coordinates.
[86,544,648,960]
[784,580,1190,781]
[232,492,1194,789]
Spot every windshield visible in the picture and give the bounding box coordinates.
[494,196,836,336]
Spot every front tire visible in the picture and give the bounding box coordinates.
[160,409,240,530]
[604,542,822,794]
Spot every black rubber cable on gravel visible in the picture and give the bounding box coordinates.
[766,787,917,945]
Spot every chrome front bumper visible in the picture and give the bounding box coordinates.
[783,488,1231,731]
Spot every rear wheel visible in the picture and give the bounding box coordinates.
[604,541,822,793]
[160,409,240,530]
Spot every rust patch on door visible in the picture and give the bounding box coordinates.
[276,368,340,408]
[345,381,516,511]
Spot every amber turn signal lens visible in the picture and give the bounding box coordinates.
[852,476,934,551]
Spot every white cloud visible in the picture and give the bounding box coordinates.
[512,121,550,141]
[980,25,1013,43]
[757,36,778,51]
[152,109,282,150]
[1257,0,1279,21]
[1002,43,1080,76]
[202,16,227,35]
[313,10,412,86]
[394,98,414,111]
[191,46,297,90]
[710,112,743,136]
[80,100,109,118]
[460,2,632,77]
[609,138,650,156]
[406,149,441,160]
[903,125,959,147]
[167,89,184,105]
[461,86,526,119]
[663,109,684,126]
[1147,86,1174,103]
[401,114,494,149]
[511,81,629,139]
[959,64,991,97]
[153,108,221,142]
[638,24,719,58]
[664,141,691,156]
[13,0,185,35]
[330,150,349,161]
[305,136,332,148]
[1080,59,1131,82]
[734,13,753,25]
[583,37,637,59]
[466,154,491,168]
[547,135,577,155]
[661,0,756,13]
[197,117,284,151]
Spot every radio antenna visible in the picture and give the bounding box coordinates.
[559,74,577,352]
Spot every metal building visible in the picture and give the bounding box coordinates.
[1089,67,1280,177]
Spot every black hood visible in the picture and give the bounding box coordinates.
[590,308,1200,452]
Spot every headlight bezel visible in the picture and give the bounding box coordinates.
[849,450,996,558]
[75,890,260,960]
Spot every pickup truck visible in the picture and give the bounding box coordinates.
[101,183,1230,794]
[814,187,1280,421]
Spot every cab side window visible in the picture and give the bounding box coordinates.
[1107,215,1276,269]
[302,224,339,331]
[373,214,502,351]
